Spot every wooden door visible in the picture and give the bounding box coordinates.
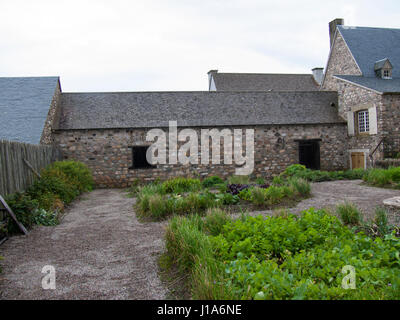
[351,152,365,169]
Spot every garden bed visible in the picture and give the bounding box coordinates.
[162,207,400,300]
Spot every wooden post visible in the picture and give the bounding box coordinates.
[0,195,29,235]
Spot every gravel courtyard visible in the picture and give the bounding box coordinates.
[0,180,398,300]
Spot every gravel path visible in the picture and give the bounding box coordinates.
[250,180,400,224]
[0,189,168,300]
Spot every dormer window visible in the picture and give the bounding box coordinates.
[374,58,393,79]
[383,69,391,79]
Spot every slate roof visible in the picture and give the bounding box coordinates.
[335,75,400,94]
[58,91,343,130]
[334,26,400,93]
[211,73,320,91]
[0,77,59,144]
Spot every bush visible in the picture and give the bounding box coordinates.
[202,176,224,188]
[46,160,94,192]
[4,160,94,233]
[27,173,79,205]
[337,202,362,226]
[5,193,38,233]
[203,208,232,236]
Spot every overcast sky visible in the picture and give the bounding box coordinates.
[1,0,400,92]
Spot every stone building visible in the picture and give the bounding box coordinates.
[52,91,345,187]
[322,19,400,169]
[1,19,400,187]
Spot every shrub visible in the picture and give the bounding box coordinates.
[202,176,224,188]
[4,192,38,233]
[162,177,202,194]
[27,173,79,205]
[337,202,362,226]
[46,160,94,192]
[363,169,392,187]
[283,164,307,176]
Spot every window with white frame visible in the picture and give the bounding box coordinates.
[357,110,369,133]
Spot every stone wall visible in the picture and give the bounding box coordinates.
[53,124,348,188]
[382,94,400,157]
[322,32,362,91]
[40,80,62,145]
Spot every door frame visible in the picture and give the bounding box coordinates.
[349,149,369,169]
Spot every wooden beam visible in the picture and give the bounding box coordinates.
[23,158,41,179]
[0,195,28,235]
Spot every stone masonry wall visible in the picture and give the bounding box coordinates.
[40,80,62,145]
[322,32,362,91]
[53,124,348,188]
[382,94,400,157]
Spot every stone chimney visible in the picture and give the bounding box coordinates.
[312,67,324,85]
[207,70,218,91]
[329,18,344,48]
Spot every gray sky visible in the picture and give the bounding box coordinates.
[1,0,400,92]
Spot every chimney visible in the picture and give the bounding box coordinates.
[312,67,324,85]
[329,18,344,48]
[207,69,218,91]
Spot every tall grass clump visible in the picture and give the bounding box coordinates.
[336,202,362,226]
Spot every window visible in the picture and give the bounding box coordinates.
[383,70,390,78]
[357,110,369,134]
[129,146,155,169]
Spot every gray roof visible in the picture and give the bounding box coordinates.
[0,77,59,144]
[212,73,319,91]
[335,75,400,94]
[338,25,400,78]
[58,91,343,130]
[374,58,392,71]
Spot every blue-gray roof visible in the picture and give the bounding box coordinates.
[338,25,400,78]
[335,75,400,94]
[0,77,59,144]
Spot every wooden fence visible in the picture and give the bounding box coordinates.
[0,139,61,197]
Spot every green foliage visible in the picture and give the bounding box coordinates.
[166,208,400,300]
[46,160,94,192]
[203,208,232,236]
[337,202,362,226]
[287,177,311,196]
[374,207,390,236]
[202,176,224,188]
[33,208,59,226]
[162,177,202,194]
[363,167,400,188]
[215,193,240,205]
[282,164,366,182]
[4,160,93,233]
[227,175,250,185]
[4,192,38,233]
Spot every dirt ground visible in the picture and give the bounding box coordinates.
[0,180,399,300]
[0,189,168,300]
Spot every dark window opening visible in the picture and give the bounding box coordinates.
[129,146,155,169]
[298,140,320,170]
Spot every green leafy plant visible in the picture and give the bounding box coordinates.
[162,177,202,194]
[4,192,38,233]
[33,208,59,226]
